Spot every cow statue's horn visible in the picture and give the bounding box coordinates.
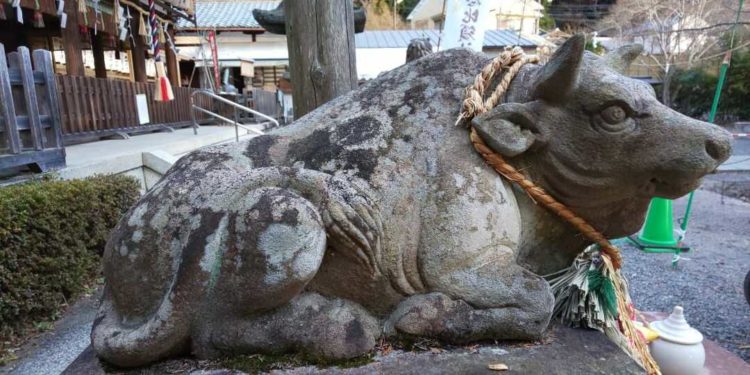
[533,34,585,102]
[603,44,644,73]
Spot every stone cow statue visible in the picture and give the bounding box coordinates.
[92,36,731,367]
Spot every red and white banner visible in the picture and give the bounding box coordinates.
[207,30,220,92]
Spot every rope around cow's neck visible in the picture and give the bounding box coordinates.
[455,47,623,269]
[457,47,660,374]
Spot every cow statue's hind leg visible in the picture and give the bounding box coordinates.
[93,167,382,367]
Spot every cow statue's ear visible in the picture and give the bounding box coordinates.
[471,103,540,157]
[533,34,585,102]
[603,44,643,73]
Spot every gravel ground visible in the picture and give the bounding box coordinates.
[621,188,750,362]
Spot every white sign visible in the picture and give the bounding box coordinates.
[441,0,493,51]
[135,94,150,124]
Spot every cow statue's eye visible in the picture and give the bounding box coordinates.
[595,104,635,133]
[601,105,627,124]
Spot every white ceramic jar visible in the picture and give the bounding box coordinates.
[649,306,705,375]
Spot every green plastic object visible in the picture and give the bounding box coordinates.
[637,198,678,247]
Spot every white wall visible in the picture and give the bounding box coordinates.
[356,48,409,80]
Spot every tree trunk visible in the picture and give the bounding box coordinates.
[285,0,358,119]
[661,64,674,108]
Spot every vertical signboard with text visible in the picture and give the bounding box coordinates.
[441,0,493,51]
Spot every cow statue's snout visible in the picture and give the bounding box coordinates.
[648,108,733,199]
[702,123,732,165]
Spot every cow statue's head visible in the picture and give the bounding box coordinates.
[472,35,732,237]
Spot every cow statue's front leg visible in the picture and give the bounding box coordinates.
[385,169,554,342]
[385,261,553,342]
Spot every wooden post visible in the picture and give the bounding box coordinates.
[284,0,358,119]
[166,28,180,86]
[130,12,148,83]
[91,30,107,79]
[18,47,45,150]
[0,43,21,154]
[33,49,65,150]
[61,0,85,76]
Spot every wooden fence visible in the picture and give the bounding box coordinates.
[56,77,214,144]
[0,45,65,172]
[1,47,283,173]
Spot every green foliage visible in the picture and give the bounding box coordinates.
[585,38,605,55]
[0,175,139,352]
[539,0,556,31]
[672,47,750,122]
[370,0,419,20]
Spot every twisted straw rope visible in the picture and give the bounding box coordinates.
[458,47,660,374]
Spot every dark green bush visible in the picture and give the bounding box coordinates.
[672,47,750,123]
[0,175,139,346]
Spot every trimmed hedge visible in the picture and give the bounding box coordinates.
[0,175,139,345]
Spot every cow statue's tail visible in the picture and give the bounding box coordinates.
[91,278,205,368]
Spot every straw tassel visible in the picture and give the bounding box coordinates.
[32,10,44,28]
[137,13,146,36]
[79,0,88,25]
[149,0,173,101]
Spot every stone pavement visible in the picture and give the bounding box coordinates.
[0,290,101,375]
[58,124,263,180]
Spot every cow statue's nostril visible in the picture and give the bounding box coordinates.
[705,138,730,162]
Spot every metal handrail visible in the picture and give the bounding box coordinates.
[191,89,279,142]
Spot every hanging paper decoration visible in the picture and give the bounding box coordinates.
[149,0,173,101]
[163,22,179,55]
[56,0,67,29]
[117,6,128,41]
[126,6,136,46]
[12,0,22,24]
[32,0,45,29]
[92,0,104,34]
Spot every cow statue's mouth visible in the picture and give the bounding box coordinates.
[639,176,705,199]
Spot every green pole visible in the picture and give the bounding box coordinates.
[679,0,744,237]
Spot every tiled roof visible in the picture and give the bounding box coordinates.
[355,29,538,49]
[177,1,281,30]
